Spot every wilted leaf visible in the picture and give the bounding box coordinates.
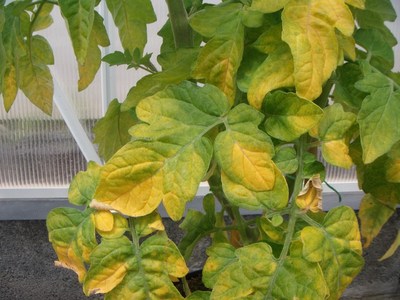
[47,208,97,282]
[105,0,156,53]
[379,230,400,261]
[301,206,364,299]
[296,175,323,213]
[282,0,354,100]
[68,161,101,206]
[84,234,188,299]
[93,99,137,161]
[58,0,96,65]
[95,82,229,220]
[359,194,396,248]
[263,91,323,141]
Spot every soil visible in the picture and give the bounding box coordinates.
[175,270,210,296]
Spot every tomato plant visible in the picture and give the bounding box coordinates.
[1,0,399,299]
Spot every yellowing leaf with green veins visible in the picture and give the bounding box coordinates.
[93,99,138,161]
[96,213,128,239]
[345,0,365,9]
[301,206,364,299]
[250,0,290,13]
[132,211,165,238]
[315,104,357,142]
[122,48,199,111]
[282,0,354,100]
[95,83,229,220]
[273,147,298,174]
[78,12,110,91]
[58,0,96,65]
[68,161,101,206]
[47,208,97,282]
[84,234,188,299]
[191,4,244,104]
[259,217,286,244]
[356,68,400,164]
[322,139,353,169]
[31,35,54,65]
[248,44,294,109]
[94,210,114,232]
[386,142,400,183]
[205,242,328,300]
[359,194,396,248]
[296,175,322,213]
[214,104,278,195]
[18,55,53,115]
[2,64,17,112]
[379,230,400,261]
[105,0,155,53]
[221,164,288,211]
[263,91,324,141]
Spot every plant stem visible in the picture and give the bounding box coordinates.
[232,207,250,245]
[182,277,191,297]
[264,135,307,299]
[27,1,46,61]
[165,0,193,49]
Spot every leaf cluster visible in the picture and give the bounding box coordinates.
[1,0,400,299]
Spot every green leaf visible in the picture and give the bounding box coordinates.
[303,152,326,180]
[105,0,156,53]
[102,50,131,66]
[31,35,54,65]
[273,147,298,174]
[317,103,357,141]
[236,47,266,93]
[362,0,396,22]
[356,66,400,164]
[47,207,97,282]
[186,291,211,300]
[132,211,165,238]
[95,82,229,221]
[333,63,368,110]
[250,0,289,13]
[379,230,400,261]
[122,48,199,111]
[355,28,394,69]
[205,242,328,299]
[386,142,400,183]
[259,216,286,244]
[191,3,244,104]
[84,234,188,299]
[179,194,216,260]
[247,43,294,109]
[32,3,54,32]
[282,0,354,100]
[78,11,110,91]
[345,0,365,9]
[301,206,364,299]
[93,99,138,161]
[359,194,396,248]
[58,0,96,65]
[18,55,53,115]
[263,91,324,141]
[1,64,17,112]
[68,161,101,206]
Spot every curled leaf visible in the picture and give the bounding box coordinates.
[296,175,323,213]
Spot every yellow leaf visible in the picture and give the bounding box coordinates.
[53,245,87,283]
[282,0,355,100]
[94,210,114,232]
[248,43,294,109]
[250,0,290,13]
[96,213,128,239]
[296,175,322,213]
[322,139,353,169]
[345,0,365,9]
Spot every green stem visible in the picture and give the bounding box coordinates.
[264,135,307,299]
[232,207,250,245]
[314,75,335,109]
[27,1,46,61]
[181,277,191,297]
[165,0,193,49]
